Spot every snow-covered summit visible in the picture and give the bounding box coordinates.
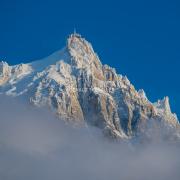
[0,33,179,140]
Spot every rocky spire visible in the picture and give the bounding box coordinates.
[162,96,171,114]
[0,34,179,140]
[0,61,10,76]
[155,96,172,115]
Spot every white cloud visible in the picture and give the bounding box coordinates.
[0,95,180,180]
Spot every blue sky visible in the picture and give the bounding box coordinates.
[0,0,179,117]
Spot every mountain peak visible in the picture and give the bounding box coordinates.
[0,33,179,140]
[66,33,102,71]
[67,32,92,54]
[155,96,171,114]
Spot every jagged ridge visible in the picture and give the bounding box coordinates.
[0,33,179,140]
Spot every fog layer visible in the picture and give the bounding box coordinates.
[0,95,180,180]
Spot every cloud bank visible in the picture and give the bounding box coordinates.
[0,95,180,180]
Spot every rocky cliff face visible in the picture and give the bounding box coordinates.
[0,33,179,140]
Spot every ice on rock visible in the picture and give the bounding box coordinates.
[155,96,171,113]
[0,33,179,140]
[0,61,11,85]
[0,61,10,75]
[138,89,147,100]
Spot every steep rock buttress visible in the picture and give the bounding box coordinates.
[0,33,179,140]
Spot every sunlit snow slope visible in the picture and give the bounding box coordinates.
[0,33,179,140]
